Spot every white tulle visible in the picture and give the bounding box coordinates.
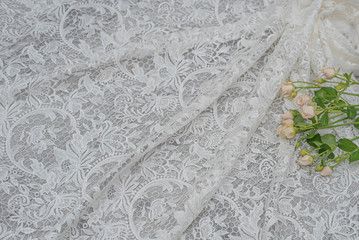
[0,0,359,239]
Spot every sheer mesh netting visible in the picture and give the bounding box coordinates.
[1,0,359,239]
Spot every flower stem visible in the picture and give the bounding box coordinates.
[319,122,359,129]
[308,147,320,153]
[324,81,345,84]
[313,150,330,163]
[324,104,359,110]
[342,92,359,97]
[294,86,320,89]
[339,97,350,104]
[298,130,315,142]
[332,155,349,167]
[336,75,359,84]
[335,76,349,81]
[329,112,345,119]
[292,81,321,87]
[329,117,349,125]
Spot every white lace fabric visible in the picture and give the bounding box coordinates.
[1,0,359,239]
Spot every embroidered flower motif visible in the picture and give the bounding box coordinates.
[148,199,166,221]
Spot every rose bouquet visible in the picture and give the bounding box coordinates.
[278,67,359,176]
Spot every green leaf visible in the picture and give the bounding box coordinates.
[306,131,316,139]
[348,72,353,80]
[344,72,353,81]
[293,115,304,123]
[341,108,349,115]
[319,144,334,159]
[346,106,357,119]
[294,122,312,128]
[337,100,346,107]
[291,110,301,116]
[349,150,359,163]
[321,134,336,145]
[335,82,347,90]
[313,96,326,108]
[320,143,330,151]
[309,116,316,124]
[291,110,305,123]
[307,134,322,147]
[314,87,338,102]
[354,117,359,130]
[319,112,329,126]
[323,87,338,100]
[314,89,325,100]
[337,138,358,152]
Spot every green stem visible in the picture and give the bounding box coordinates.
[298,130,315,142]
[315,151,332,166]
[297,125,315,132]
[339,97,350,104]
[324,104,359,110]
[335,89,344,103]
[292,81,321,86]
[329,117,349,125]
[327,110,345,113]
[329,112,345,119]
[335,76,349,81]
[325,81,345,84]
[325,153,348,164]
[342,92,359,97]
[332,155,349,168]
[309,148,320,153]
[313,150,330,163]
[294,86,320,89]
[351,136,359,141]
[319,122,359,129]
[336,75,359,84]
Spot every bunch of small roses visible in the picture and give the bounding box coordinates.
[278,67,359,176]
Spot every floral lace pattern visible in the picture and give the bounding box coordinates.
[1,0,359,239]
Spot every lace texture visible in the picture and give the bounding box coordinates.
[1,0,359,239]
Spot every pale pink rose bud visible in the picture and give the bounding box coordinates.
[277,125,284,135]
[322,67,337,79]
[300,105,315,119]
[294,94,311,107]
[298,155,313,166]
[277,125,295,139]
[282,119,294,126]
[320,166,332,176]
[280,82,295,98]
[283,125,295,139]
[281,111,293,120]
